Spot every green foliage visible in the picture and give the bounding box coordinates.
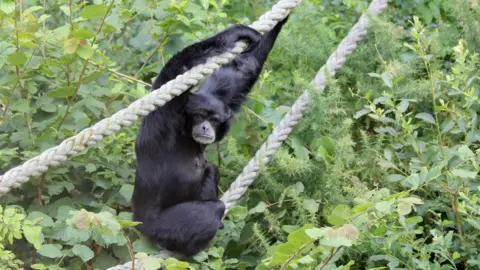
[1,0,480,269]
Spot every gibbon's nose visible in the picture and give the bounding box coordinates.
[202,124,209,131]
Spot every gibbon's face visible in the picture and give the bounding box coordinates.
[190,112,222,144]
[186,93,231,145]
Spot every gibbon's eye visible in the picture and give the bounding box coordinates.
[193,114,203,122]
[210,115,221,124]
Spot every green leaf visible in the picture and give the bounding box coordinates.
[25,5,43,14]
[282,225,300,233]
[305,228,324,238]
[59,5,70,16]
[92,211,121,234]
[398,100,409,113]
[398,197,423,205]
[72,244,94,262]
[457,145,475,160]
[249,201,266,214]
[200,0,209,9]
[405,216,423,224]
[226,206,248,221]
[143,257,163,270]
[118,220,142,229]
[77,43,94,59]
[11,99,30,113]
[26,212,54,227]
[386,174,404,182]
[397,201,412,216]
[270,225,314,267]
[72,28,96,39]
[441,119,455,133]
[415,112,436,124]
[452,169,477,179]
[375,200,394,213]
[418,167,428,184]
[303,199,319,214]
[47,86,75,98]
[298,255,315,264]
[0,0,15,14]
[82,71,102,84]
[353,109,371,119]
[64,38,79,54]
[452,252,461,260]
[381,72,392,88]
[119,184,134,202]
[428,2,441,19]
[56,205,75,220]
[417,5,433,24]
[31,264,47,270]
[85,163,97,173]
[133,236,159,254]
[23,225,43,249]
[8,51,28,66]
[327,215,349,226]
[162,257,191,270]
[318,136,336,157]
[351,202,373,214]
[466,218,480,230]
[384,148,392,161]
[406,173,421,189]
[320,236,352,247]
[53,25,70,39]
[426,165,443,182]
[38,244,63,258]
[80,4,108,19]
[292,182,305,194]
[317,146,329,162]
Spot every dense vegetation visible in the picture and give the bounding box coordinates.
[1,0,479,269]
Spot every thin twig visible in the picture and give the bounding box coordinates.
[56,62,88,130]
[84,59,151,86]
[121,230,135,270]
[57,1,115,131]
[0,49,37,121]
[452,192,463,236]
[68,0,74,33]
[134,35,169,78]
[35,173,45,206]
[13,0,33,140]
[100,35,169,115]
[319,247,343,270]
[40,0,46,57]
[280,240,316,270]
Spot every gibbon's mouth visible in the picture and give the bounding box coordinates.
[193,134,215,144]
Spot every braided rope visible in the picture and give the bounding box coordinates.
[0,0,301,196]
[220,0,388,213]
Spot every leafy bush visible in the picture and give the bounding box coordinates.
[1,0,479,269]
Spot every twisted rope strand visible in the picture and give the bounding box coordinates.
[0,0,301,196]
[220,0,388,214]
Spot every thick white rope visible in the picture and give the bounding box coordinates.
[0,0,301,196]
[220,0,388,213]
[109,1,388,269]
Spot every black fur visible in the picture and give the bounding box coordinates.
[132,18,288,257]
